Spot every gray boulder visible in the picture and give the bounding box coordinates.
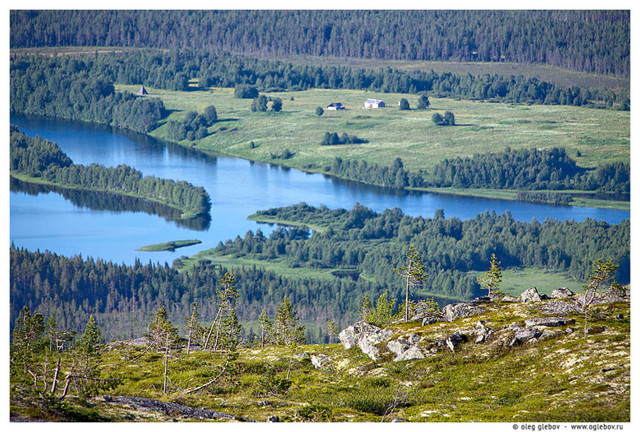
[475,321,492,344]
[510,328,543,346]
[387,339,411,357]
[525,317,575,328]
[520,287,542,303]
[339,320,393,360]
[501,295,521,303]
[446,331,466,352]
[551,287,574,298]
[394,345,425,362]
[442,303,484,322]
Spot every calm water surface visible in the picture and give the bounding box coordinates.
[10,115,630,265]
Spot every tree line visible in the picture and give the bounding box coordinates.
[319,148,630,195]
[11,51,630,118]
[10,10,629,76]
[10,127,211,219]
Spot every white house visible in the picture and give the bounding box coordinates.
[327,102,345,110]
[364,99,385,109]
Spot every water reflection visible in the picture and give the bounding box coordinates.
[11,177,211,231]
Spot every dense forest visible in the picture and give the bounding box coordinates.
[10,127,211,219]
[10,55,165,133]
[10,10,629,76]
[11,203,630,343]
[319,148,630,195]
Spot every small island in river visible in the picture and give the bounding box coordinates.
[136,239,202,252]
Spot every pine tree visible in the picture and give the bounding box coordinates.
[146,304,180,393]
[394,244,427,322]
[477,253,503,297]
[273,295,306,379]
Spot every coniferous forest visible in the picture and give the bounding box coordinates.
[10,10,629,76]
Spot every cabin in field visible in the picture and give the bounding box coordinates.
[138,85,148,96]
[364,99,385,109]
[327,102,345,110]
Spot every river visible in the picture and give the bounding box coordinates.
[10,115,630,265]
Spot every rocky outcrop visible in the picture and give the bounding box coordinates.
[525,317,575,328]
[339,321,393,360]
[540,300,582,316]
[442,303,484,322]
[520,287,542,303]
[104,396,255,421]
[509,327,543,347]
[394,345,425,362]
[445,332,466,352]
[551,287,574,298]
[474,321,492,343]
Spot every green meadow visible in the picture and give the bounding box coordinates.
[118,85,629,182]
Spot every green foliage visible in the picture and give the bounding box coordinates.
[254,372,292,397]
[394,244,427,321]
[234,84,259,99]
[320,132,367,146]
[398,98,410,110]
[433,111,455,126]
[362,292,397,327]
[167,106,217,141]
[417,94,430,109]
[477,253,503,296]
[315,106,324,117]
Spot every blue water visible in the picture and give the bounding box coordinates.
[10,115,630,265]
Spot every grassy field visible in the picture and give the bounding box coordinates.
[117,85,629,182]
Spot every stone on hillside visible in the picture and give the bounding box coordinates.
[422,316,440,326]
[387,339,411,356]
[311,354,330,369]
[520,287,542,303]
[510,327,543,346]
[501,295,520,303]
[525,317,575,328]
[446,331,466,352]
[540,300,582,316]
[442,303,484,322]
[475,321,492,344]
[394,345,425,362]
[358,337,382,361]
[339,321,389,349]
[551,287,574,298]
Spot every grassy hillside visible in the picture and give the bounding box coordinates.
[10,295,629,422]
[118,85,629,178]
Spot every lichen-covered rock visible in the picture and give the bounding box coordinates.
[339,321,390,349]
[501,295,521,303]
[475,321,492,343]
[525,317,575,328]
[520,287,542,303]
[551,287,574,298]
[510,327,543,346]
[442,303,484,322]
[387,339,411,356]
[394,345,425,362]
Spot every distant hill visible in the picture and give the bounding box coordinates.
[10,10,629,77]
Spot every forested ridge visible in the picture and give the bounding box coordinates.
[10,127,211,219]
[10,10,629,77]
[11,203,629,343]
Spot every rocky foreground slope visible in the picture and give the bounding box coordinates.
[12,287,630,422]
